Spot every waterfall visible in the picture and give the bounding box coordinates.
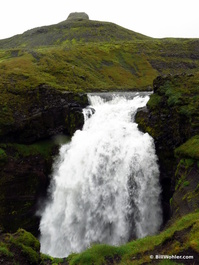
[39,93,162,258]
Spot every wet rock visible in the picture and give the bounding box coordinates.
[136,73,199,225]
[0,84,89,143]
[0,142,57,236]
[0,84,89,235]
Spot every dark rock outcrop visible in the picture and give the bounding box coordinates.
[0,84,89,235]
[67,12,89,21]
[0,84,89,143]
[0,139,58,235]
[136,73,199,225]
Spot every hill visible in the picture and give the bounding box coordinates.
[0,13,199,94]
[0,15,149,49]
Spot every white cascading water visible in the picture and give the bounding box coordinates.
[39,93,162,258]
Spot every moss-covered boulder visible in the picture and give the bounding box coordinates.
[0,228,67,264]
[0,229,41,265]
[136,73,199,225]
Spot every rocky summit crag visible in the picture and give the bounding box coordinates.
[67,12,89,21]
[0,13,199,264]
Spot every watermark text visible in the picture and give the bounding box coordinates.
[150,254,194,260]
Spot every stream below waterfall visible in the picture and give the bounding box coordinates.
[39,92,162,258]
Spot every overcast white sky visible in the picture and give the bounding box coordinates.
[0,0,199,40]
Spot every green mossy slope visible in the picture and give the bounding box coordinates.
[1,40,199,94]
[65,212,199,265]
[0,43,158,92]
[1,213,199,264]
[0,18,199,94]
[0,19,149,49]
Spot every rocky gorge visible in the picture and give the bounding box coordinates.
[136,73,199,225]
[0,13,199,265]
[0,73,199,264]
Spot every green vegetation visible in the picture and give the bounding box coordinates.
[0,138,59,165]
[0,138,60,234]
[175,158,195,188]
[0,19,199,96]
[183,180,190,187]
[64,212,199,264]
[0,43,158,93]
[147,93,162,109]
[8,140,57,159]
[10,230,40,264]
[0,243,13,257]
[0,19,149,49]
[136,73,199,242]
[0,229,40,264]
[0,18,199,139]
[41,253,64,264]
[1,213,198,264]
[10,228,40,250]
[0,148,7,165]
[175,135,199,160]
[139,73,199,144]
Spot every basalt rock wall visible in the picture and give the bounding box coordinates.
[0,84,88,143]
[136,73,199,225]
[0,85,88,235]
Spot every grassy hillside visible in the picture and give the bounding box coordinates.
[0,17,199,94]
[0,19,149,49]
[1,39,199,94]
[0,42,158,92]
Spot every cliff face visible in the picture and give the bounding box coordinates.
[0,84,88,143]
[0,85,88,235]
[136,73,199,224]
